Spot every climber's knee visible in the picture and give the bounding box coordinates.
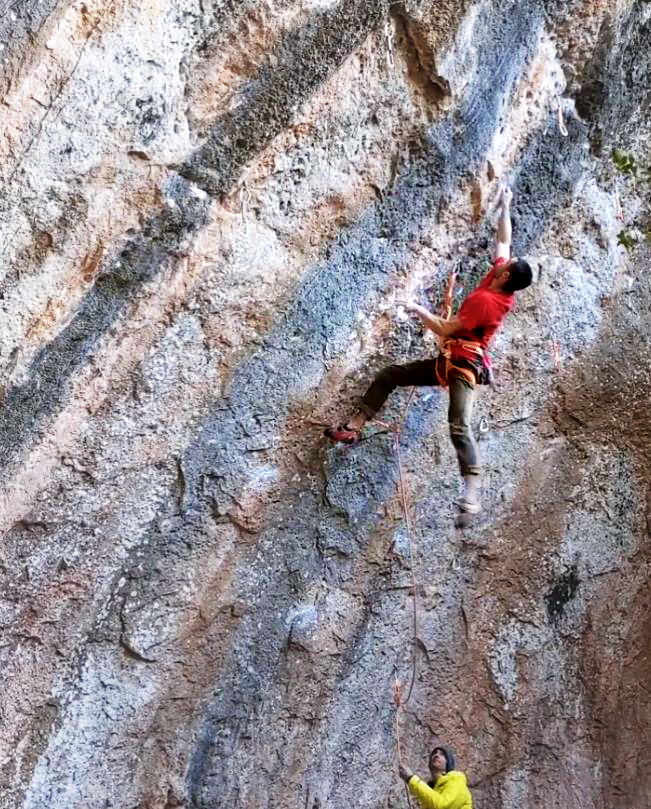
[359,365,402,418]
[378,365,401,385]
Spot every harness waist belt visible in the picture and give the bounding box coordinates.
[442,338,484,357]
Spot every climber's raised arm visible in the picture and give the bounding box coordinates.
[403,301,462,338]
[493,185,512,261]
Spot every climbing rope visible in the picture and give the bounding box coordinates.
[392,270,456,752]
[390,270,454,804]
[394,678,414,809]
[440,268,457,322]
[393,387,419,704]
[549,332,561,372]
[385,383,420,809]
[318,272,456,796]
[615,185,624,222]
[317,396,419,806]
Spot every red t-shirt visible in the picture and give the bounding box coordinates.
[451,257,514,362]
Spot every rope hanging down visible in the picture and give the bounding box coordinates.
[393,384,419,704]
[394,678,414,809]
[392,269,457,805]
[390,385,418,809]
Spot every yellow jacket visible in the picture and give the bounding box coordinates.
[407,771,473,809]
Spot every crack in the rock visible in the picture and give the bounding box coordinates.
[391,4,451,103]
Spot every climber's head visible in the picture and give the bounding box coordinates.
[429,745,455,777]
[496,257,533,293]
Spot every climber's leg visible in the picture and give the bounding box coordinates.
[448,373,481,513]
[325,360,438,443]
[359,359,438,417]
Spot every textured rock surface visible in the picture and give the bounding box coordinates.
[0,1,650,807]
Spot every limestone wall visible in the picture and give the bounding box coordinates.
[0,1,650,807]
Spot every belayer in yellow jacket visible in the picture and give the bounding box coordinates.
[398,745,473,809]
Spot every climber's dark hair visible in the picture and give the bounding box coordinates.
[503,258,533,293]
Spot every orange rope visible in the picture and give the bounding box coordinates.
[438,269,457,349]
[392,271,454,742]
[390,387,419,809]
[394,426,419,704]
[441,269,457,321]
[549,334,561,372]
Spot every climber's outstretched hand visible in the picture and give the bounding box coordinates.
[398,763,414,782]
[396,300,461,337]
[397,299,423,314]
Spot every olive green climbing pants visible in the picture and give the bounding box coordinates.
[358,359,481,477]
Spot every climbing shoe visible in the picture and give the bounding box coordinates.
[457,474,481,514]
[457,497,481,515]
[324,425,360,445]
[455,510,476,529]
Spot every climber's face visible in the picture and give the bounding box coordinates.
[491,256,517,291]
[496,257,516,279]
[429,748,447,777]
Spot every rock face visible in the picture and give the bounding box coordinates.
[0,1,650,807]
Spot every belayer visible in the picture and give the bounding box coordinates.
[398,745,473,808]
[325,186,532,518]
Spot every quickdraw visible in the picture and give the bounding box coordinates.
[240,180,252,232]
[385,19,395,70]
[554,94,568,137]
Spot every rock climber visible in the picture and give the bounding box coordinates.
[398,745,473,809]
[324,186,532,517]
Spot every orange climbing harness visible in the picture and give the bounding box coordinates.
[435,338,484,388]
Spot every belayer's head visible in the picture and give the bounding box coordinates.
[429,745,455,778]
[495,257,533,294]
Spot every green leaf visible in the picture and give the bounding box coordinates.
[612,149,637,175]
[617,230,637,250]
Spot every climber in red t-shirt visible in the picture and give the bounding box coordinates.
[325,186,533,518]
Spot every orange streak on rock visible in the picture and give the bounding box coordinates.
[186,4,313,128]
